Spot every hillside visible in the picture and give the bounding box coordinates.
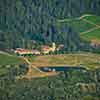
[0,1,100,100]
[0,0,100,50]
[57,15,100,41]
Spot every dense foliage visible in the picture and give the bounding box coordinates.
[0,0,100,51]
[0,67,100,100]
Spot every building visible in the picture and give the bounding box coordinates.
[32,49,40,55]
[56,44,64,51]
[91,40,100,48]
[14,48,33,55]
[41,43,56,54]
[14,48,40,55]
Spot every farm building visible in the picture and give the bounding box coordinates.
[91,40,100,48]
[14,48,40,55]
[41,43,56,54]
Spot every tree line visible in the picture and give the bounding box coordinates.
[0,0,100,52]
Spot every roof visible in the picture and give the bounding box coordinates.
[15,49,32,53]
[41,45,51,50]
[32,49,40,52]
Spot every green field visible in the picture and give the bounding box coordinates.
[57,18,95,33]
[32,53,100,70]
[83,15,100,26]
[0,53,25,75]
[57,15,100,41]
[81,28,100,40]
[0,53,24,65]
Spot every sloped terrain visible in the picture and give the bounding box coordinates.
[57,15,100,41]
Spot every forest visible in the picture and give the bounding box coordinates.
[0,65,100,100]
[0,0,100,100]
[0,0,100,52]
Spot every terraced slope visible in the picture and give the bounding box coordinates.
[57,15,100,41]
[82,28,100,40]
[82,15,100,26]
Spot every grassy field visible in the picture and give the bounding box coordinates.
[57,14,100,41]
[81,28,100,40]
[83,15,100,26]
[57,18,95,33]
[31,53,100,70]
[0,53,24,65]
[0,52,100,77]
[0,67,9,76]
[0,53,25,75]
[0,53,57,78]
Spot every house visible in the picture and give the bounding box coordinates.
[15,48,41,55]
[14,48,33,55]
[41,43,56,54]
[32,49,40,55]
[56,44,64,51]
[91,40,100,48]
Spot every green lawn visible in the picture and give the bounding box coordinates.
[0,67,9,76]
[26,56,37,62]
[0,53,25,76]
[81,28,100,40]
[57,19,95,33]
[83,15,100,26]
[32,53,100,70]
[0,53,24,65]
[57,14,100,41]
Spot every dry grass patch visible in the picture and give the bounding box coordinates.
[32,53,100,70]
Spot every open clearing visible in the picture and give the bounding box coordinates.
[0,53,24,65]
[0,53,25,75]
[0,52,100,78]
[57,14,100,41]
[32,53,100,70]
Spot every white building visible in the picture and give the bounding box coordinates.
[41,42,56,54]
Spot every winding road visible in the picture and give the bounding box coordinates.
[23,57,43,73]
